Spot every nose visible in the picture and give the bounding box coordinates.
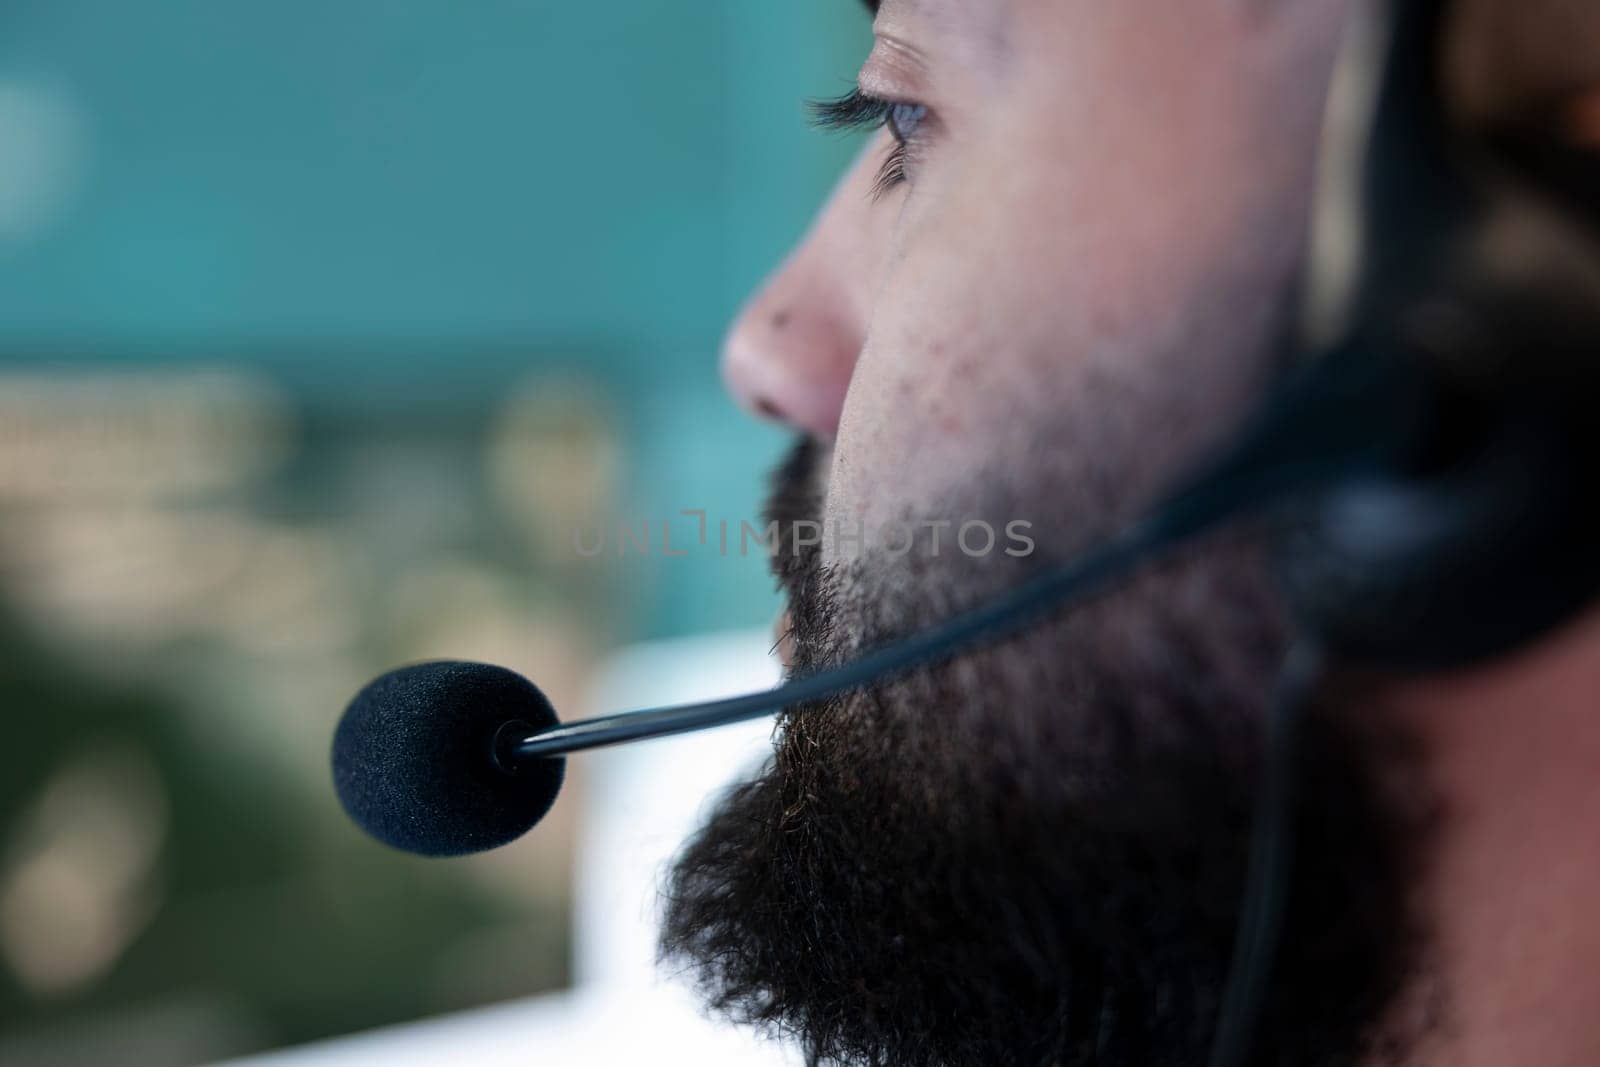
[721,137,896,440]
[722,263,860,439]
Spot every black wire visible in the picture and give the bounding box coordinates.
[513,519,1171,759]
[514,341,1414,762]
[1207,640,1325,1067]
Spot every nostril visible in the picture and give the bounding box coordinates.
[721,300,852,438]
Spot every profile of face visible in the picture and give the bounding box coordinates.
[662,1,1431,1065]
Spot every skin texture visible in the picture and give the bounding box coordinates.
[1380,611,1600,1067]
[728,0,1354,551]
[674,0,1600,1064]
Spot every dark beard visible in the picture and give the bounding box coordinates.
[660,438,1431,1067]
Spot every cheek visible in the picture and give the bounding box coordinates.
[824,12,1342,560]
[825,209,1074,550]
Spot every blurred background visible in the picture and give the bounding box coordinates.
[0,2,868,1062]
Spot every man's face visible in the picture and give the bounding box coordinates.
[725,0,1354,545]
[663,1,1427,1065]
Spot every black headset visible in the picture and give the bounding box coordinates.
[1219,3,1600,1060]
[1284,0,1600,670]
[331,2,1600,1064]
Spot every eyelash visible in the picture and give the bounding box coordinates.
[808,89,928,200]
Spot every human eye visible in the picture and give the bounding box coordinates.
[809,89,933,199]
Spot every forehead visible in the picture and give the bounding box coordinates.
[872,0,1012,63]
[876,0,1011,48]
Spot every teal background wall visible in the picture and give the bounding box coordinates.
[0,4,874,1061]
[0,0,871,638]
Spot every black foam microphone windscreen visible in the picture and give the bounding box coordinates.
[332,661,565,856]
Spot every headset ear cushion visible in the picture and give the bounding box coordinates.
[1281,413,1600,671]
